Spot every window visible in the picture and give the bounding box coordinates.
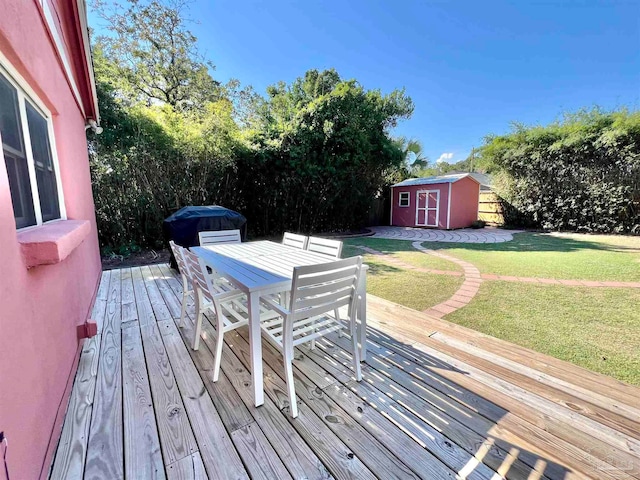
[399,191,410,207]
[0,68,62,228]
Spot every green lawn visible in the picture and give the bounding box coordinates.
[446,282,640,385]
[342,246,463,311]
[342,232,640,385]
[424,232,640,281]
[343,238,462,272]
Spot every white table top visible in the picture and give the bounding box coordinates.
[191,240,364,293]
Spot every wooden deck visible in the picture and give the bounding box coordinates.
[49,264,640,479]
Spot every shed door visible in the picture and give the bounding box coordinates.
[416,190,439,227]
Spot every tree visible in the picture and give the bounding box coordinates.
[91,0,221,109]
[394,137,429,177]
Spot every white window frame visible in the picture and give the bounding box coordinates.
[0,54,66,230]
[398,191,410,207]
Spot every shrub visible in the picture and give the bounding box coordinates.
[480,108,640,234]
[470,220,486,229]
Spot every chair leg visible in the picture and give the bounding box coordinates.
[212,327,224,382]
[179,291,188,328]
[283,344,298,418]
[179,275,189,327]
[193,291,203,351]
[335,308,343,337]
[350,319,362,381]
[212,300,225,382]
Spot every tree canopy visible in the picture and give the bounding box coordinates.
[89,0,414,251]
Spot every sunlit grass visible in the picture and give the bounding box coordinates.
[445,282,640,385]
[342,249,463,311]
[343,238,461,272]
[425,232,640,281]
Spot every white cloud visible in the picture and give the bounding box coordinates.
[436,152,454,164]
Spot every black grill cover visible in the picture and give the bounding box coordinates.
[163,206,247,269]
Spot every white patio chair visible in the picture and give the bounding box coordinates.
[169,241,193,328]
[282,232,308,250]
[305,236,344,330]
[182,249,248,381]
[260,256,363,418]
[306,236,343,258]
[198,229,241,246]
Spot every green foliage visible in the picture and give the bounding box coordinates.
[479,108,640,233]
[89,2,413,250]
[91,0,221,109]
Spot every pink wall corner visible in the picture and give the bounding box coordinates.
[449,177,481,229]
[0,2,102,479]
[391,184,450,229]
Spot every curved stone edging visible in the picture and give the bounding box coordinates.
[411,241,482,318]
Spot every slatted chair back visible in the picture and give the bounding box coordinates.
[282,232,308,250]
[182,249,215,304]
[306,236,343,258]
[169,241,190,276]
[286,256,362,345]
[199,229,242,247]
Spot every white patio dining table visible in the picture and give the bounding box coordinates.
[191,240,368,407]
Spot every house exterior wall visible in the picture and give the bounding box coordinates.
[449,176,481,229]
[0,2,101,479]
[390,183,450,229]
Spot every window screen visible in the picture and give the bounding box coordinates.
[26,102,60,221]
[0,73,36,228]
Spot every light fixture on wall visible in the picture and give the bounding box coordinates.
[85,119,103,134]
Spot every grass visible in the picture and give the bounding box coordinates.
[445,281,640,385]
[342,246,463,311]
[424,232,640,281]
[343,238,462,272]
[342,231,640,385]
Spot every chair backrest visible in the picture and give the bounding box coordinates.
[199,229,241,247]
[282,232,308,250]
[306,236,343,258]
[169,241,190,277]
[182,249,214,303]
[288,256,362,326]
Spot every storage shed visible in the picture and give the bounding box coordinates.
[390,174,480,229]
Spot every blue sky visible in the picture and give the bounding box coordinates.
[88,0,640,164]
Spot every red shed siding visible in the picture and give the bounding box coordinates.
[391,177,480,229]
[449,176,480,228]
[391,183,450,228]
[0,2,101,479]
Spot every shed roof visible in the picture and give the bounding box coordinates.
[391,173,480,188]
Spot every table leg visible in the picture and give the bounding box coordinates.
[358,272,367,361]
[247,292,264,406]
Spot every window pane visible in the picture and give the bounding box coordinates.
[0,74,24,153]
[26,102,60,221]
[3,148,36,228]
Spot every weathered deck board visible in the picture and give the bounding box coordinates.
[157,319,249,480]
[50,265,640,480]
[49,336,101,480]
[140,323,198,465]
[122,324,166,479]
[85,268,124,479]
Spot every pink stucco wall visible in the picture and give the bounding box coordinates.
[390,177,480,229]
[0,2,101,479]
[449,177,480,229]
[391,183,450,228]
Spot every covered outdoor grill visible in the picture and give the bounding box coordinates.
[163,205,247,268]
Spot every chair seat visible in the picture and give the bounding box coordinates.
[260,311,347,350]
[205,293,281,334]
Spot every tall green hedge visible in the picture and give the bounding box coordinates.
[481,109,640,234]
[90,73,412,253]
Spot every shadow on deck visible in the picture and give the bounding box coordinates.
[48,265,640,479]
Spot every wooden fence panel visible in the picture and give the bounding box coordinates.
[478,192,504,225]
